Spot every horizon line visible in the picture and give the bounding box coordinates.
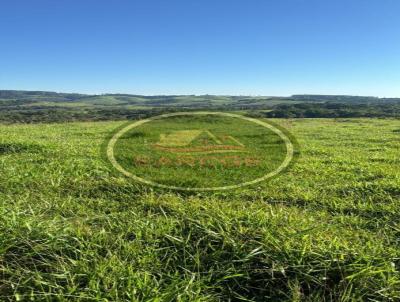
[1,88,399,99]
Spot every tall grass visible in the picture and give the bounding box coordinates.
[0,118,399,301]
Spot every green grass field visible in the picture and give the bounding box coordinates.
[1,118,399,301]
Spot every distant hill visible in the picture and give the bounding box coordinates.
[0,90,399,123]
[1,90,399,104]
[0,90,86,102]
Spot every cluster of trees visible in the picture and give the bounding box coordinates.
[265,103,400,118]
[0,108,173,124]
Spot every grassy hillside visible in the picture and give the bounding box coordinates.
[1,118,399,301]
[0,90,278,109]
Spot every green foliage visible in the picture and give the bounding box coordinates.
[265,102,400,118]
[0,108,173,124]
[0,118,399,301]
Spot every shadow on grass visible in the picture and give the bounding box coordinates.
[0,143,43,155]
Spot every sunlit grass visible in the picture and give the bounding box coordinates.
[0,118,399,301]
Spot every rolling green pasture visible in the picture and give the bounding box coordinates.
[0,118,399,301]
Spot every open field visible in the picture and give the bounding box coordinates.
[1,117,399,301]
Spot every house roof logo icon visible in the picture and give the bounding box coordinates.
[153,129,247,154]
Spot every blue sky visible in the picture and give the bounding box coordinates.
[1,0,399,96]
